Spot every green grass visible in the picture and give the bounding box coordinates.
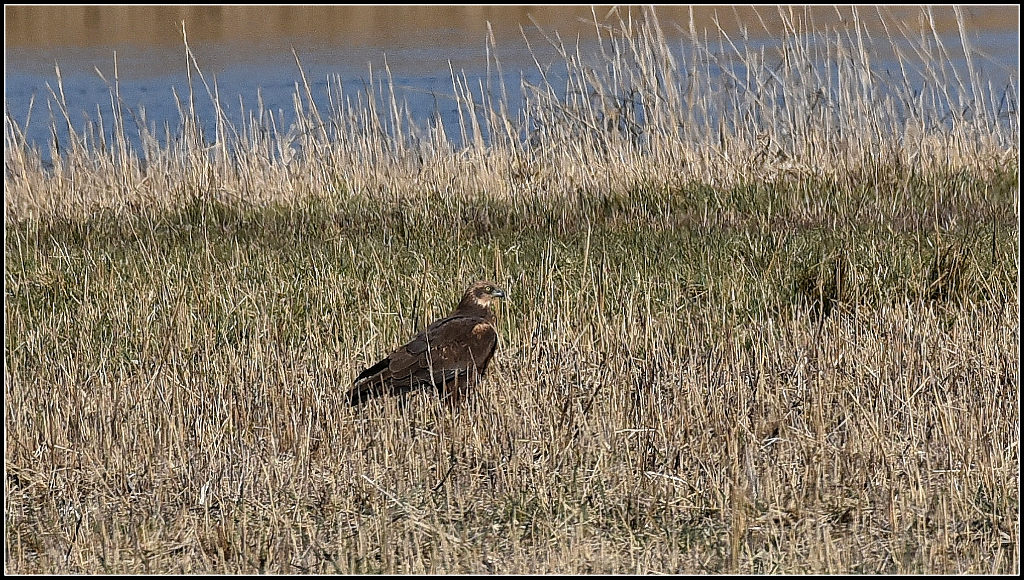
[5,168,1019,573]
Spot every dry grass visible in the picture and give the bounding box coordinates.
[4,6,1019,574]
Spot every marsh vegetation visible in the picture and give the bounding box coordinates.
[4,7,1019,574]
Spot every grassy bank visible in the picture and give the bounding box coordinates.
[4,6,1019,574]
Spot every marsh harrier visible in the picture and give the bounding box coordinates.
[347,281,505,405]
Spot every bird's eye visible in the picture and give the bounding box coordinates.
[485,286,493,293]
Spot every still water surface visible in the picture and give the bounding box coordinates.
[5,6,1019,161]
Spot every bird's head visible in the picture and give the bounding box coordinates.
[461,280,507,310]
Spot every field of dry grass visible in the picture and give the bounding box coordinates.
[4,7,1019,574]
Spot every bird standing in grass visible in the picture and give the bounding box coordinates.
[348,281,506,405]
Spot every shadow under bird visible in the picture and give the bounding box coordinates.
[347,281,506,405]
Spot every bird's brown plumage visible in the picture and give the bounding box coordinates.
[347,281,505,405]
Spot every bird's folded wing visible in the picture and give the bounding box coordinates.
[387,315,492,387]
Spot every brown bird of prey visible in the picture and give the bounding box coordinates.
[347,281,506,405]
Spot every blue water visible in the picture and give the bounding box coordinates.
[6,38,553,164]
[4,25,1018,167]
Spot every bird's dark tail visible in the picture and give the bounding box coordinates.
[347,357,392,405]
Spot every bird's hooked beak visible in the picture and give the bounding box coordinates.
[492,287,507,300]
